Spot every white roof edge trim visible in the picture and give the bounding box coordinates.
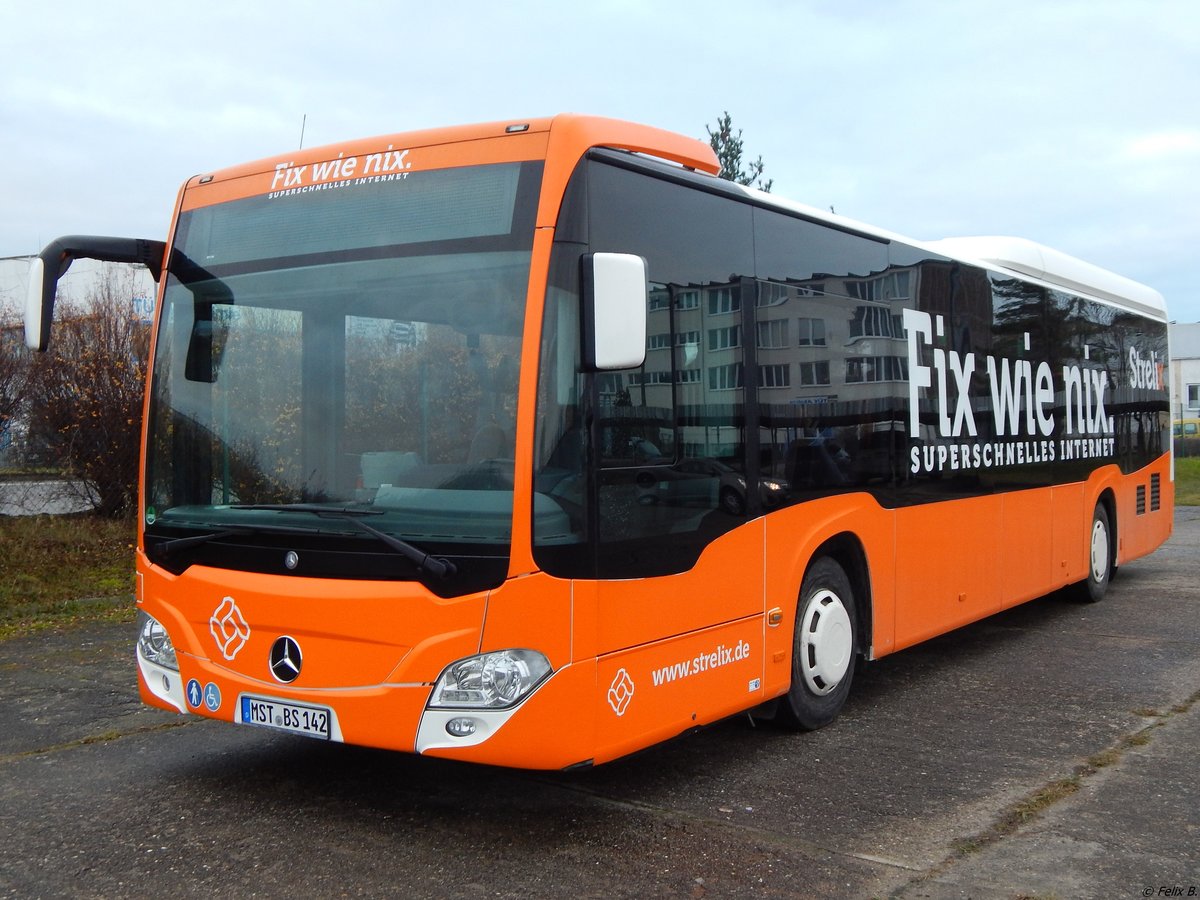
[723,181,1168,323]
[920,236,1166,321]
[730,181,907,244]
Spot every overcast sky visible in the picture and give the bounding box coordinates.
[2,0,1197,318]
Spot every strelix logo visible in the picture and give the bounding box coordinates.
[1128,347,1163,391]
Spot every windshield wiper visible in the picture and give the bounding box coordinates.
[157,528,242,556]
[153,520,321,556]
[229,503,458,578]
[230,503,385,516]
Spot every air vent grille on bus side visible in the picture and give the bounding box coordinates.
[1136,485,1147,515]
[1150,473,1161,511]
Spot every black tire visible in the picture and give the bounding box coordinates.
[777,557,857,731]
[1076,502,1113,603]
[719,486,745,516]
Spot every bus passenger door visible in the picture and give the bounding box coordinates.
[591,528,767,763]
[588,280,766,760]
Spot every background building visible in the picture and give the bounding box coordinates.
[1169,322,1200,440]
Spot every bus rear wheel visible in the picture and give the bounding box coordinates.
[1076,502,1113,603]
[777,556,857,731]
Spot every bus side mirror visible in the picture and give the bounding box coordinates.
[24,235,165,352]
[25,256,52,352]
[582,252,647,371]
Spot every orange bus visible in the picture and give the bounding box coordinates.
[26,115,1172,768]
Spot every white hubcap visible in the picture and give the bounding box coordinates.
[1090,518,1110,583]
[800,589,852,695]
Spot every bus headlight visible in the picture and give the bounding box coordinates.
[137,611,179,671]
[428,649,551,709]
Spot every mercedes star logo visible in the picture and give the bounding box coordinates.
[269,636,303,683]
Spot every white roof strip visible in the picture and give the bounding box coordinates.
[724,181,1166,322]
[924,235,1166,320]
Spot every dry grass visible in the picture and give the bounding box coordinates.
[1174,456,1200,506]
[0,514,135,638]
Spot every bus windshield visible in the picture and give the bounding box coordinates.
[144,160,544,570]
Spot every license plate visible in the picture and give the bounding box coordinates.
[238,694,332,740]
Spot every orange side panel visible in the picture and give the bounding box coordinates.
[1114,454,1174,562]
[999,489,1055,608]
[591,616,764,766]
[893,495,1002,652]
[1051,481,1086,587]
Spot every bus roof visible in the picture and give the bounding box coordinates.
[924,235,1166,321]
[723,180,1166,322]
[181,113,1165,321]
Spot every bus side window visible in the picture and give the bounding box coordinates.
[587,160,755,577]
[533,286,588,545]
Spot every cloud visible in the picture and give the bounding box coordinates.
[2,0,1198,316]
[1119,129,1200,162]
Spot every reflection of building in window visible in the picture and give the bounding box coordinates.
[845,271,911,303]
[707,288,738,315]
[758,364,790,388]
[708,363,744,390]
[648,332,671,350]
[676,369,701,384]
[798,361,831,386]
[846,355,908,383]
[850,305,905,339]
[596,373,625,398]
[708,325,741,350]
[757,319,789,348]
[757,282,789,307]
[797,317,826,346]
[676,330,699,346]
[676,290,700,310]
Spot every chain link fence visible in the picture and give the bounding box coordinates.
[0,479,99,516]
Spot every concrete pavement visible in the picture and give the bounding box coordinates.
[0,511,1197,898]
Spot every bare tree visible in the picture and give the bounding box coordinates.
[0,300,28,442]
[25,266,150,516]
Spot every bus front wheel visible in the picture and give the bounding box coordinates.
[778,556,857,731]
[1077,502,1113,603]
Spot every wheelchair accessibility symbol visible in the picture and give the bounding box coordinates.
[203,682,222,712]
